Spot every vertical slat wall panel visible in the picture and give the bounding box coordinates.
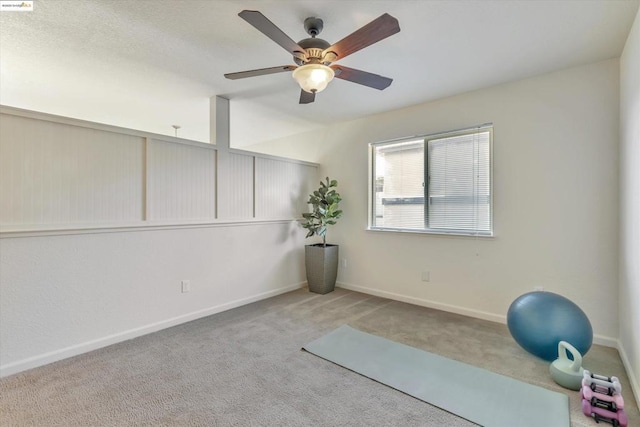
[218,153,254,219]
[255,158,317,219]
[299,164,319,215]
[1,109,318,230]
[147,139,215,221]
[0,114,144,226]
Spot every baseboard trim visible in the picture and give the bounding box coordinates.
[336,282,506,324]
[0,282,306,378]
[617,339,640,410]
[593,335,618,348]
[336,282,619,348]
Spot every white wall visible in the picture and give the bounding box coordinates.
[0,108,317,376]
[0,222,306,375]
[249,60,621,345]
[620,7,640,403]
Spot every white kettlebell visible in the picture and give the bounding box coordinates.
[549,340,584,390]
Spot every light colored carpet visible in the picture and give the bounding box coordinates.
[0,288,638,426]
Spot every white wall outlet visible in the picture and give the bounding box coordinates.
[341,258,347,268]
[421,271,430,282]
[181,280,191,293]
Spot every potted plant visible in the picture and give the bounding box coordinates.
[301,177,343,294]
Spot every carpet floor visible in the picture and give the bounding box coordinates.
[1,288,638,426]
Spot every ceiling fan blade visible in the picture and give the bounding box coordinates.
[323,13,400,61]
[331,65,393,90]
[299,90,315,104]
[224,65,297,80]
[239,10,306,59]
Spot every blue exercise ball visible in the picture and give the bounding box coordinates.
[507,291,593,361]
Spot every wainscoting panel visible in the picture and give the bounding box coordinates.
[255,158,317,219]
[0,114,144,226]
[0,106,319,378]
[147,139,216,221]
[0,106,318,233]
[217,152,254,220]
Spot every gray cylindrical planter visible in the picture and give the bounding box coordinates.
[305,244,339,294]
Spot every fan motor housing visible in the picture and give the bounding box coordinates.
[295,37,331,65]
[294,17,331,65]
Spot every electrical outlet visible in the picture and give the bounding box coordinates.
[341,258,347,268]
[181,280,191,293]
[421,271,430,282]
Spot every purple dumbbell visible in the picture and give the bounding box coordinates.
[582,399,628,427]
[581,385,624,411]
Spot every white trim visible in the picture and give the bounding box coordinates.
[336,281,619,349]
[0,282,306,378]
[617,339,640,410]
[228,147,318,167]
[0,104,319,168]
[369,123,494,147]
[592,334,619,349]
[369,125,494,237]
[367,227,495,238]
[336,281,506,324]
[0,105,213,148]
[0,218,305,238]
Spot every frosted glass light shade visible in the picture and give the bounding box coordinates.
[292,64,335,93]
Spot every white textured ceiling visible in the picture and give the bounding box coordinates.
[1,0,638,146]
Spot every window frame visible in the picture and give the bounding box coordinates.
[368,124,494,237]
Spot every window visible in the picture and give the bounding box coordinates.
[369,125,493,236]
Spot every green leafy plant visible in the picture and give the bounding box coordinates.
[302,177,343,247]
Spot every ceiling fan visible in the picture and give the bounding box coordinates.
[224,10,400,104]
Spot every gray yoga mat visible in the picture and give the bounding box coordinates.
[303,325,570,427]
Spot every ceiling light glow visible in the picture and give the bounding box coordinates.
[292,64,335,93]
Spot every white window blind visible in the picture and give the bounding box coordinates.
[370,125,493,236]
[427,130,491,234]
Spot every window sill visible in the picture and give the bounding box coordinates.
[367,227,494,238]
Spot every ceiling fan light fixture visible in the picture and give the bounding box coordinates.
[292,64,335,93]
